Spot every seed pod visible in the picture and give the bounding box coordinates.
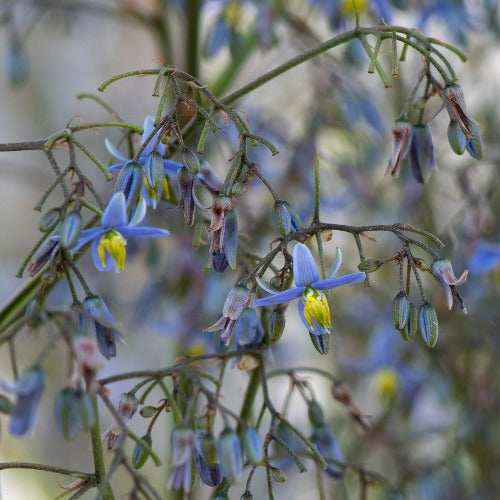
[392,291,409,330]
[419,302,439,348]
[59,210,82,248]
[132,434,153,469]
[447,120,466,155]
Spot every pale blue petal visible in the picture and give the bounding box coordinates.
[255,277,280,295]
[108,162,127,171]
[120,226,170,238]
[91,239,116,272]
[105,138,129,162]
[253,286,304,306]
[142,116,155,141]
[327,247,342,278]
[313,272,365,290]
[129,197,147,226]
[102,192,127,227]
[163,159,182,174]
[71,228,106,252]
[293,243,319,286]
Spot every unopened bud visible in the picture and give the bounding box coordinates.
[117,392,139,422]
[270,466,286,482]
[25,296,45,329]
[358,259,381,273]
[200,432,218,466]
[217,428,243,484]
[132,434,152,469]
[392,291,409,330]
[409,124,435,184]
[223,285,251,320]
[309,332,330,355]
[39,208,61,232]
[418,302,438,348]
[447,120,466,155]
[115,161,143,207]
[241,427,263,465]
[140,406,156,418]
[465,121,483,160]
[268,306,286,342]
[59,211,82,248]
[145,151,165,191]
[182,149,200,174]
[308,400,324,426]
[400,302,418,341]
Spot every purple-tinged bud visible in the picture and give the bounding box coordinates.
[132,434,153,469]
[241,427,263,465]
[409,124,435,184]
[309,332,330,355]
[465,121,483,160]
[195,445,222,487]
[199,432,218,466]
[358,259,381,273]
[217,428,243,484]
[168,428,195,492]
[385,119,412,177]
[268,306,286,342]
[117,392,139,421]
[212,250,229,273]
[392,291,409,330]
[39,208,61,232]
[83,296,116,328]
[2,368,44,437]
[182,149,200,174]
[308,400,325,426]
[115,161,143,207]
[222,209,238,269]
[430,259,468,313]
[418,302,438,348]
[447,120,466,155]
[442,84,473,140]
[223,286,251,320]
[177,166,196,227]
[60,210,82,248]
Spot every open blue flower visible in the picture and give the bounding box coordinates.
[106,116,181,207]
[253,243,365,336]
[70,192,169,272]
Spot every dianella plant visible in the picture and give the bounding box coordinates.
[0,1,499,499]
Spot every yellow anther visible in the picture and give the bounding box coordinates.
[340,0,368,16]
[187,341,206,357]
[162,177,170,201]
[98,230,127,271]
[373,368,399,401]
[302,288,332,331]
[224,2,241,29]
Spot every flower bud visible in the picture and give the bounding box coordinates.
[409,124,435,184]
[465,121,483,160]
[132,434,153,469]
[307,400,324,426]
[309,332,330,355]
[212,250,229,273]
[217,428,243,484]
[241,427,263,465]
[115,161,143,207]
[400,302,418,341]
[59,210,82,248]
[39,208,61,232]
[272,201,292,235]
[392,291,409,330]
[144,151,165,207]
[182,149,200,174]
[418,302,438,348]
[25,296,45,329]
[358,259,381,273]
[310,422,344,479]
[223,285,251,320]
[54,387,80,440]
[78,390,95,431]
[117,392,139,421]
[447,120,466,155]
[270,466,286,482]
[385,119,412,177]
[140,406,156,418]
[222,209,238,269]
[200,432,218,466]
[268,306,286,342]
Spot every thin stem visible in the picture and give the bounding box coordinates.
[186,0,201,77]
[238,369,261,431]
[44,150,69,198]
[71,138,112,180]
[0,462,92,479]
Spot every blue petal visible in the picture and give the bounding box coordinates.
[163,159,182,174]
[293,243,320,286]
[91,239,116,272]
[141,116,155,143]
[313,272,365,290]
[253,286,304,306]
[129,197,147,226]
[105,138,129,162]
[71,228,106,252]
[120,226,170,238]
[327,247,342,278]
[102,192,128,227]
[108,162,128,172]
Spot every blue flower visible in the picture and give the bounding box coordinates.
[69,192,169,272]
[253,243,365,336]
[106,116,181,207]
[468,240,500,275]
[2,368,44,436]
[167,428,196,492]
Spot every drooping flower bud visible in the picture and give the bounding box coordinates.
[409,124,435,184]
[177,166,196,227]
[357,259,381,273]
[447,120,466,155]
[182,148,200,174]
[442,84,474,140]
[400,302,418,341]
[418,302,438,348]
[241,427,263,465]
[217,428,243,484]
[195,432,222,487]
[392,291,409,330]
[307,400,325,426]
[310,422,345,479]
[132,434,153,469]
[117,392,139,421]
[268,306,286,342]
[270,466,286,482]
[465,121,483,160]
[385,119,412,177]
[60,210,83,248]
[144,151,165,208]
[222,209,238,269]
[115,161,143,207]
[272,201,302,235]
[54,387,94,440]
[39,208,61,232]
[25,296,45,329]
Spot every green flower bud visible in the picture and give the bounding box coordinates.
[241,427,263,465]
[25,296,45,329]
[419,302,438,348]
[400,302,418,341]
[132,434,153,469]
[308,400,324,426]
[358,259,381,273]
[145,151,165,191]
[140,406,156,418]
[392,291,409,330]
[39,208,61,232]
[270,465,286,482]
[200,432,218,466]
[54,388,80,440]
[182,148,200,174]
[217,428,243,484]
[59,210,82,248]
[268,306,286,342]
[447,120,466,155]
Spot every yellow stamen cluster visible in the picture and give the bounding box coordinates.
[98,230,127,271]
[224,2,241,29]
[373,368,399,401]
[302,287,332,331]
[341,0,368,16]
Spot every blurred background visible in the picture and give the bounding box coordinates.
[0,1,499,498]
